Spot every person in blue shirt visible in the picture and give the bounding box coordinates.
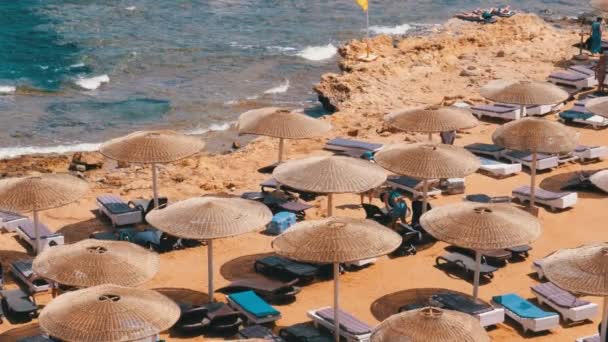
[383,190,409,228]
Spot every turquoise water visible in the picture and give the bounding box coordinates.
[0,0,587,156]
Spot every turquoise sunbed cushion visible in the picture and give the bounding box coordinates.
[492,293,556,319]
[229,290,280,318]
[559,110,594,121]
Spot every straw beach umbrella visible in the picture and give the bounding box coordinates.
[39,284,180,342]
[542,243,608,341]
[421,202,540,300]
[272,156,386,216]
[371,307,490,342]
[585,97,608,118]
[146,197,272,302]
[492,118,579,213]
[385,106,478,140]
[237,107,332,165]
[374,143,479,214]
[33,239,159,289]
[100,130,204,208]
[272,217,401,341]
[591,170,608,192]
[480,80,569,120]
[0,174,88,254]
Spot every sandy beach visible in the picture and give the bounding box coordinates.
[1,13,607,341]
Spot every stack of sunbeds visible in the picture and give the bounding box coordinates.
[558,96,608,130]
[491,293,560,333]
[512,186,578,211]
[307,307,373,342]
[548,64,599,90]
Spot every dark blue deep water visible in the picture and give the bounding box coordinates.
[0,0,586,157]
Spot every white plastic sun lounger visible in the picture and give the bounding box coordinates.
[386,175,441,198]
[0,210,28,233]
[576,335,600,342]
[16,219,64,252]
[465,143,506,159]
[471,104,524,121]
[96,194,143,227]
[526,103,563,116]
[478,157,521,177]
[324,138,383,157]
[492,293,560,333]
[532,282,599,323]
[547,70,597,90]
[10,260,51,293]
[501,151,559,171]
[307,307,372,342]
[512,186,578,211]
[574,145,608,162]
[428,292,505,327]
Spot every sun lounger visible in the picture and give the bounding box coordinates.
[227,290,281,324]
[254,256,319,283]
[129,197,168,216]
[217,278,301,303]
[0,210,27,233]
[478,157,521,177]
[176,301,242,334]
[238,324,284,341]
[429,292,504,327]
[16,220,64,252]
[574,145,608,162]
[471,104,524,121]
[386,175,441,198]
[491,293,560,333]
[575,335,600,342]
[506,245,532,259]
[0,288,37,321]
[435,252,498,280]
[464,143,506,159]
[307,307,372,342]
[96,194,143,227]
[324,138,383,157]
[562,170,608,193]
[548,70,597,90]
[447,246,512,267]
[531,282,599,323]
[532,259,545,279]
[279,323,333,342]
[558,97,608,129]
[512,186,578,211]
[10,260,51,293]
[501,151,559,171]
[525,103,563,116]
[464,194,512,203]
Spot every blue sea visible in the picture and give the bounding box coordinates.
[0,0,585,157]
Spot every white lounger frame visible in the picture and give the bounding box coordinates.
[15,226,65,252]
[475,307,505,327]
[532,261,545,279]
[0,215,28,233]
[575,335,599,342]
[575,146,608,162]
[526,104,563,116]
[512,190,578,211]
[532,290,598,323]
[479,160,522,177]
[10,263,51,293]
[491,299,560,333]
[307,307,372,342]
[548,73,597,90]
[386,179,441,198]
[227,296,281,324]
[471,106,524,121]
[501,152,559,171]
[344,258,377,268]
[96,198,142,227]
[570,115,608,130]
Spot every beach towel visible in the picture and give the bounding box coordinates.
[492,293,555,318]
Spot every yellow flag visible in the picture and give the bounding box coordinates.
[355,0,368,12]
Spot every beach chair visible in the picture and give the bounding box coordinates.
[217,278,301,303]
[435,252,498,280]
[531,282,599,323]
[501,151,559,171]
[176,301,242,334]
[429,292,505,327]
[447,246,512,267]
[464,194,512,204]
[128,197,168,217]
[15,220,64,252]
[96,194,143,226]
[547,70,597,90]
[10,260,51,293]
[562,170,607,193]
[279,322,333,342]
[254,256,319,283]
[575,335,600,342]
[471,104,524,121]
[574,145,608,162]
[512,186,578,211]
[491,293,560,333]
[464,143,506,159]
[227,290,281,324]
[558,100,608,130]
[260,178,318,201]
[324,138,383,157]
[0,288,38,321]
[386,175,441,198]
[238,324,284,341]
[307,307,373,342]
[506,245,532,259]
[0,210,27,233]
[525,103,563,116]
[478,156,521,178]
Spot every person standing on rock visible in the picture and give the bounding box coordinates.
[590,17,603,55]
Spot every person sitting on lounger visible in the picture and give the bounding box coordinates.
[383,190,408,228]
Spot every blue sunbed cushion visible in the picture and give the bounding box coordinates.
[492,293,556,319]
[479,157,501,165]
[97,195,137,215]
[229,290,280,318]
[560,110,593,121]
[465,143,504,153]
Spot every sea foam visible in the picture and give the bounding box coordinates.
[264,79,290,94]
[75,75,110,90]
[0,86,16,94]
[297,44,337,61]
[0,143,101,160]
[185,122,232,135]
[369,23,411,35]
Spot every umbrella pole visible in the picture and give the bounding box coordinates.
[278,138,285,164]
[428,133,432,142]
[422,179,429,214]
[473,250,481,300]
[207,239,214,303]
[327,193,333,217]
[33,209,40,255]
[529,152,538,212]
[601,296,608,342]
[333,262,340,342]
[518,105,525,120]
[152,163,159,208]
